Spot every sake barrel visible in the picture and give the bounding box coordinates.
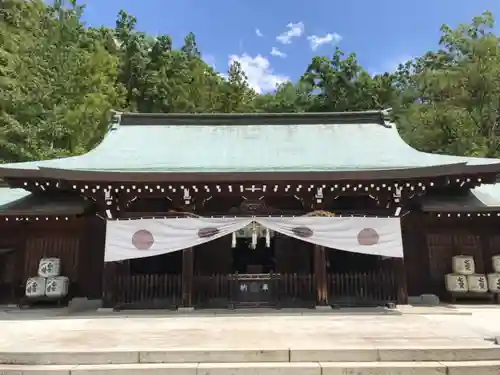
[45,276,69,298]
[25,277,47,298]
[38,258,61,278]
[492,255,500,273]
[467,274,488,293]
[487,273,500,293]
[452,255,475,275]
[445,274,468,293]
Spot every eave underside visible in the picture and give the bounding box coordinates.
[1,162,500,182]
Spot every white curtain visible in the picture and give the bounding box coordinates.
[104,216,403,262]
[257,216,403,258]
[104,217,252,262]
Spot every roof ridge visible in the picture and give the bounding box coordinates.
[116,111,391,127]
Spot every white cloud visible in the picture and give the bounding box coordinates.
[307,33,342,51]
[255,28,264,37]
[228,54,289,94]
[276,22,304,44]
[270,47,287,58]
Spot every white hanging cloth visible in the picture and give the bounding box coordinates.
[104,217,252,262]
[104,216,404,262]
[255,216,403,258]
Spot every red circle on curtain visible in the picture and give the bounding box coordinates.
[131,229,155,250]
[357,228,379,246]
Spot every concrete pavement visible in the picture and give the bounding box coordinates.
[0,306,500,374]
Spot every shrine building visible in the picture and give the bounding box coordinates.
[1,111,500,309]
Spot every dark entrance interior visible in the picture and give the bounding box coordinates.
[232,237,275,274]
[130,252,182,275]
[327,249,383,273]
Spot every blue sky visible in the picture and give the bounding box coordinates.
[80,0,500,93]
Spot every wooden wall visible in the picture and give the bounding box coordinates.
[402,212,500,298]
[0,222,20,302]
[0,215,106,302]
[5,210,499,304]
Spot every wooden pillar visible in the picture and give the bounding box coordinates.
[396,258,408,305]
[102,261,118,308]
[314,245,328,306]
[14,222,27,300]
[182,248,194,307]
[81,216,106,300]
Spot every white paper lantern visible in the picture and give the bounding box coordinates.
[38,258,61,278]
[452,256,475,275]
[445,274,468,293]
[25,277,47,298]
[492,255,500,273]
[45,276,69,298]
[487,273,500,293]
[467,274,488,293]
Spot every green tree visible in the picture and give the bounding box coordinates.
[0,0,122,162]
[219,61,256,113]
[395,11,500,157]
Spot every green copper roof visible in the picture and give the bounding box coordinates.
[0,187,88,216]
[1,111,499,174]
[421,183,500,212]
[0,187,31,208]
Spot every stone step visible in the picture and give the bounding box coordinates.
[1,346,500,365]
[0,361,499,375]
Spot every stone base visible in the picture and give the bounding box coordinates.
[315,305,333,311]
[2,347,500,366]
[1,360,499,375]
[408,294,440,306]
[177,307,195,313]
[96,308,115,313]
[68,298,102,313]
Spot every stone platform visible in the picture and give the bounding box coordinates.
[1,308,500,374]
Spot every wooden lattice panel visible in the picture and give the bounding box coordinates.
[427,232,483,280]
[23,236,80,281]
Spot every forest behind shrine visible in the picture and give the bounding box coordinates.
[2,0,500,163]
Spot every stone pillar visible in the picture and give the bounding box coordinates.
[181,248,194,309]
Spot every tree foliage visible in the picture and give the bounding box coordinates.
[0,2,499,162]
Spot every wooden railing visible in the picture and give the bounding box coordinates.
[105,270,397,309]
[279,273,316,307]
[113,274,182,309]
[193,274,231,308]
[327,270,398,306]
